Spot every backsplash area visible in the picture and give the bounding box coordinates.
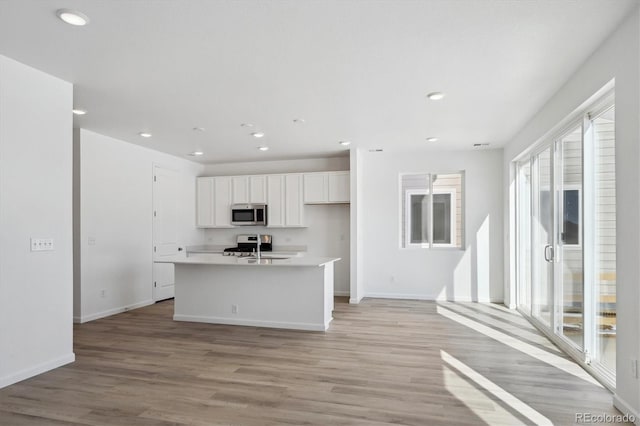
[204,204,350,295]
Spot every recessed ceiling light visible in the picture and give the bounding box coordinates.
[189,151,204,156]
[138,132,152,138]
[56,9,90,26]
[368,149,384,152]
[293,119,306,124]
[240,123,254,128]
[426,92,445,100]
[339,141,351,146]
[72,109,87,115]
[192,127,205,132]
[258,146,269,151]
[251,132,265,138]
[426,137,439,142]
[473,143,491,147]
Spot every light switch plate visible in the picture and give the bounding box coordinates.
[31,238,54,252]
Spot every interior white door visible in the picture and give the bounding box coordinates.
[153,166,181,301]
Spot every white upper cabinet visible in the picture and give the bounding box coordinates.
[196,177,214,227]
[303,171,350,204]
[232,175,267,204]
[303,173,328,204]
[197,171,346,228]
[328,171,350,203]
[249,175,267,204]
[231,176,249,204]
[284,174,305,227]
[267,174,305,227]
[196,176,233,228]
[213,176,233,227]
[266,175,285,227]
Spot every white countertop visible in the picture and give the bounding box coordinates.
[157,254,340,267]
[185,245,307,256]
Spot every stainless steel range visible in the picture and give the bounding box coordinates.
[222,234,273,257]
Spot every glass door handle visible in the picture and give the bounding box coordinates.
[544,244,554,262]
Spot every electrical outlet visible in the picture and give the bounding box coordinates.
[100,289,106,298]
[231,304,238,314]
[88,236,96,246]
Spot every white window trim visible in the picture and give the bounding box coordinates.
[432,188,457,248]
[404,187,457,249]
[405,189,430,249]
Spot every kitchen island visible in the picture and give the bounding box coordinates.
[156,255,340,331]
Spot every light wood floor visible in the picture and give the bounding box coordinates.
[0,298,630,425]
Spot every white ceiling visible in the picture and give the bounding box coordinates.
[0,0,636,163]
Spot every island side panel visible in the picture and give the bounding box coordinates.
[173,264,331,331]
[324,261,334,323]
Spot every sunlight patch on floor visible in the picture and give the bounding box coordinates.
[441,350,553,426]
[437,305,602,387]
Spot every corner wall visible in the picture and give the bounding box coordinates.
[502,7,640,419]
[0,55,74,387]
[75,129,205,322]
[359,148,504,302]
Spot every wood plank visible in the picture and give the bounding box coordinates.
[0,298,630,425]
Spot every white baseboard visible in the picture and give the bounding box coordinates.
[363,292,503,303]
[0,353,75,389]
[174,314,329,331]
[613,394,640,425]
[334,291,350,297]
[78,299,154,323]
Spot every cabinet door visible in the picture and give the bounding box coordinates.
[303,173,328,204]
[285,174,305,226]
[266,175,285,227]
[249,175,267,204]
[214,176,233,227]
[328,171,350,203]
[231,176,249,204]
[196,177,214,227]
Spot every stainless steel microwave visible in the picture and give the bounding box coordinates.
[231,204,267,226]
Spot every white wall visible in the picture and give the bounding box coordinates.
[75,129,205,322]
[0,55,74,387]
[359,149,504,302]
[349,149,364,303]
[502,7,640,419]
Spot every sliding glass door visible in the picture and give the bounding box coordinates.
[514,95,616,388]
[516,161,531,313]
[531,146,553,327]
[555,125,584,351]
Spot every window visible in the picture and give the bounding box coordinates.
[401,172,463,248]
[562,188,581,245]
